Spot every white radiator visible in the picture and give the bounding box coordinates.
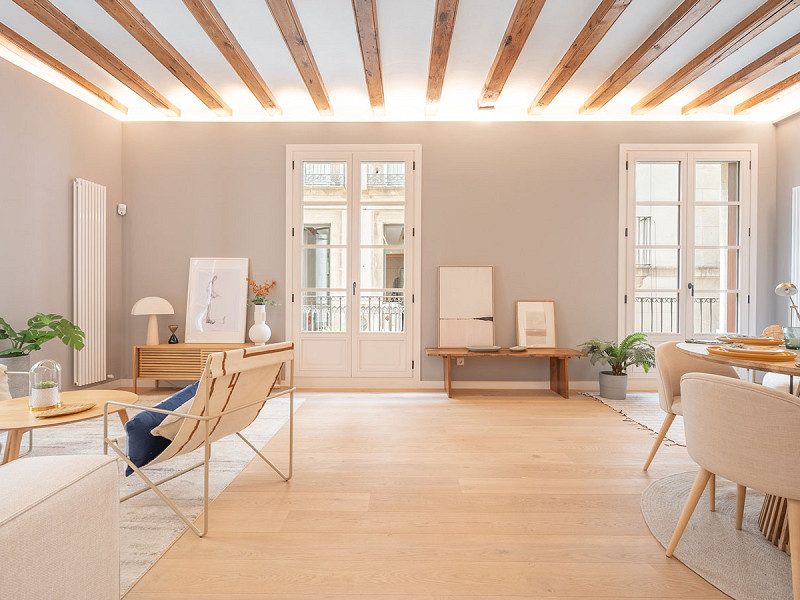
[73,178,107,386]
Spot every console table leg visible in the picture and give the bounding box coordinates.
[549,357,570,398]
[443,357,452,398]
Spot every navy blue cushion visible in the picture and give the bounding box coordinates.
[124,381,198,476]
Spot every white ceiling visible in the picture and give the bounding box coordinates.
[1,0,800,122]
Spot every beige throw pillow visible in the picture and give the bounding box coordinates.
[0,365,12,401]
[150,400,192,440]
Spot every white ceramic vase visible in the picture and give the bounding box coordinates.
[248,304,272,346]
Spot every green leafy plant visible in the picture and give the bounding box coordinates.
[0,313,86,357]
[579,333,655,376]
[32,381,58,389]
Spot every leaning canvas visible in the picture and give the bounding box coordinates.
[185,258,249,343]
[516,300,556,348]
[438,266,494,346]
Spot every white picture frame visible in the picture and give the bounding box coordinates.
[185,258,249,343]
[516,300,556,348]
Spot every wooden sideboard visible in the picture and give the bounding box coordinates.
[132,343,252,392]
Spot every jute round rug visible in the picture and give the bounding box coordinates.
[642,471,792,600]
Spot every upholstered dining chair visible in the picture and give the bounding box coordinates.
[667,373,800,599]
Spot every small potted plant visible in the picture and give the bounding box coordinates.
[579,333,655,400]
[0,314,85,397]
[246,278,277,345]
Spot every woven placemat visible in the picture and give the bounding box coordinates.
[34,403,96,419]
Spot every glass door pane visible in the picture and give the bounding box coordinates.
[691,161,741,335]
[633,161,682,335]
[358,161,406,333]
[301,161,348,332]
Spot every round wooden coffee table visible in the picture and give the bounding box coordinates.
[0,390,137,463]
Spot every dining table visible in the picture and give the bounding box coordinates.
[677,341,800,554]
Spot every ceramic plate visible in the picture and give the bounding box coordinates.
[717,335,784,346]
[467,345,501,352]
[707,346,796,361]
[509,346,527,352]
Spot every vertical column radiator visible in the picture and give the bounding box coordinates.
[73,178,107,386]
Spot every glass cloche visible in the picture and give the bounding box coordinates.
[29,359,62,412]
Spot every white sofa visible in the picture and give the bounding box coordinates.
[0,455,119,599]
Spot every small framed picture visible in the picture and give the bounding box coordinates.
[185,258,249,343]
[516,300,556,348]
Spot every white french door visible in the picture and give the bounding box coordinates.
[287,146,420,380]
[621,147,756,343]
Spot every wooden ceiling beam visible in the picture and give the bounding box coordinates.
[182,0,281,116]
[477,0,546,109]
[425,0,459,116]
[11,0,179,116]
[95,0,230,116]
[528,0,631,115]
[0,22,128,114]
[351,0,384,116]
[580,0,720,115]
[683,31,800,113]
[734,69,800,114]
[264,0,332,116]
[632,0,800,115]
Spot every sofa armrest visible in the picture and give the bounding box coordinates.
[0,455,119,600]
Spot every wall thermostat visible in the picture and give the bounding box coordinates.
[117,203,127,216]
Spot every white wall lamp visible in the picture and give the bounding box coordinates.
[131,297,175,345]
[774,283,800,326]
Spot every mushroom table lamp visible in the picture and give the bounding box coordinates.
[775,283,800,325]
[131,297,175,345]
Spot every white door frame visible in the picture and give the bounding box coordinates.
[285,144,422,387]
[618,144,758,361]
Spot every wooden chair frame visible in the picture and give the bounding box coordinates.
[103,354,295,538]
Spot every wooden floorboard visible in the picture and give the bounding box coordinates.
[126,390,729,599]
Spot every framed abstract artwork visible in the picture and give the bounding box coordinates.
[185,258,249,343]
[438,266,494,347]
[516,300,556,348]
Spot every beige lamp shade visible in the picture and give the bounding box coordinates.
[131,297,174,345]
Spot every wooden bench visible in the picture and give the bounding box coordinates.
[425,347,584,398]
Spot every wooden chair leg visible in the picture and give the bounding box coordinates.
[643,413,675,471]
[666,468,713,557]
[736,484,746,530]
[708,473,716,512]
[787,499,800,600]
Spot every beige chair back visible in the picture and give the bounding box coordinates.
[762,324,785,340]
[681,373,800,499]
[655,342,737,414]
[150,342,293,466]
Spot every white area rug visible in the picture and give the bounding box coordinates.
[586,392,686,445]
[3,389,302,595]
[642,471,791,600]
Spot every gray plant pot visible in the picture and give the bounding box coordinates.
[0,355,30,398]
[599,371,628,400]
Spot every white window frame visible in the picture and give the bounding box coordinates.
[284,144,423,387]
[618,144,758,346]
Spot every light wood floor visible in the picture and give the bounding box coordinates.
[125,390,729,599]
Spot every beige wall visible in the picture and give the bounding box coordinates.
[0,60,123,388]
[122,120,778,383]
[776,114,800,325]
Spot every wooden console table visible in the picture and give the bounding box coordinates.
[425,347,584,398]
[133,343,251,392]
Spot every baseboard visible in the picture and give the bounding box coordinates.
[78,378,134,390]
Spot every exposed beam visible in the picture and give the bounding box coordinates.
[95,0,230,116]
[632,0,800,115]
[477,0,546,109]
[735,70,800,114]
[528,0,631,115]
[580,0,720,115]
[11,0,180,116]
[0,22,128,114]
[426,0,459,115]
[182,0,281,116]
[264,0,332,116]
[351,0,384,116]
[683,32,800,113]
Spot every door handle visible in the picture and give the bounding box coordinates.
[688,282,694,297]
[353,282,356,296]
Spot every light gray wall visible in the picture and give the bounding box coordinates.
[0,60,123,389]
[121,120,778,383]
[776,114,800,326]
